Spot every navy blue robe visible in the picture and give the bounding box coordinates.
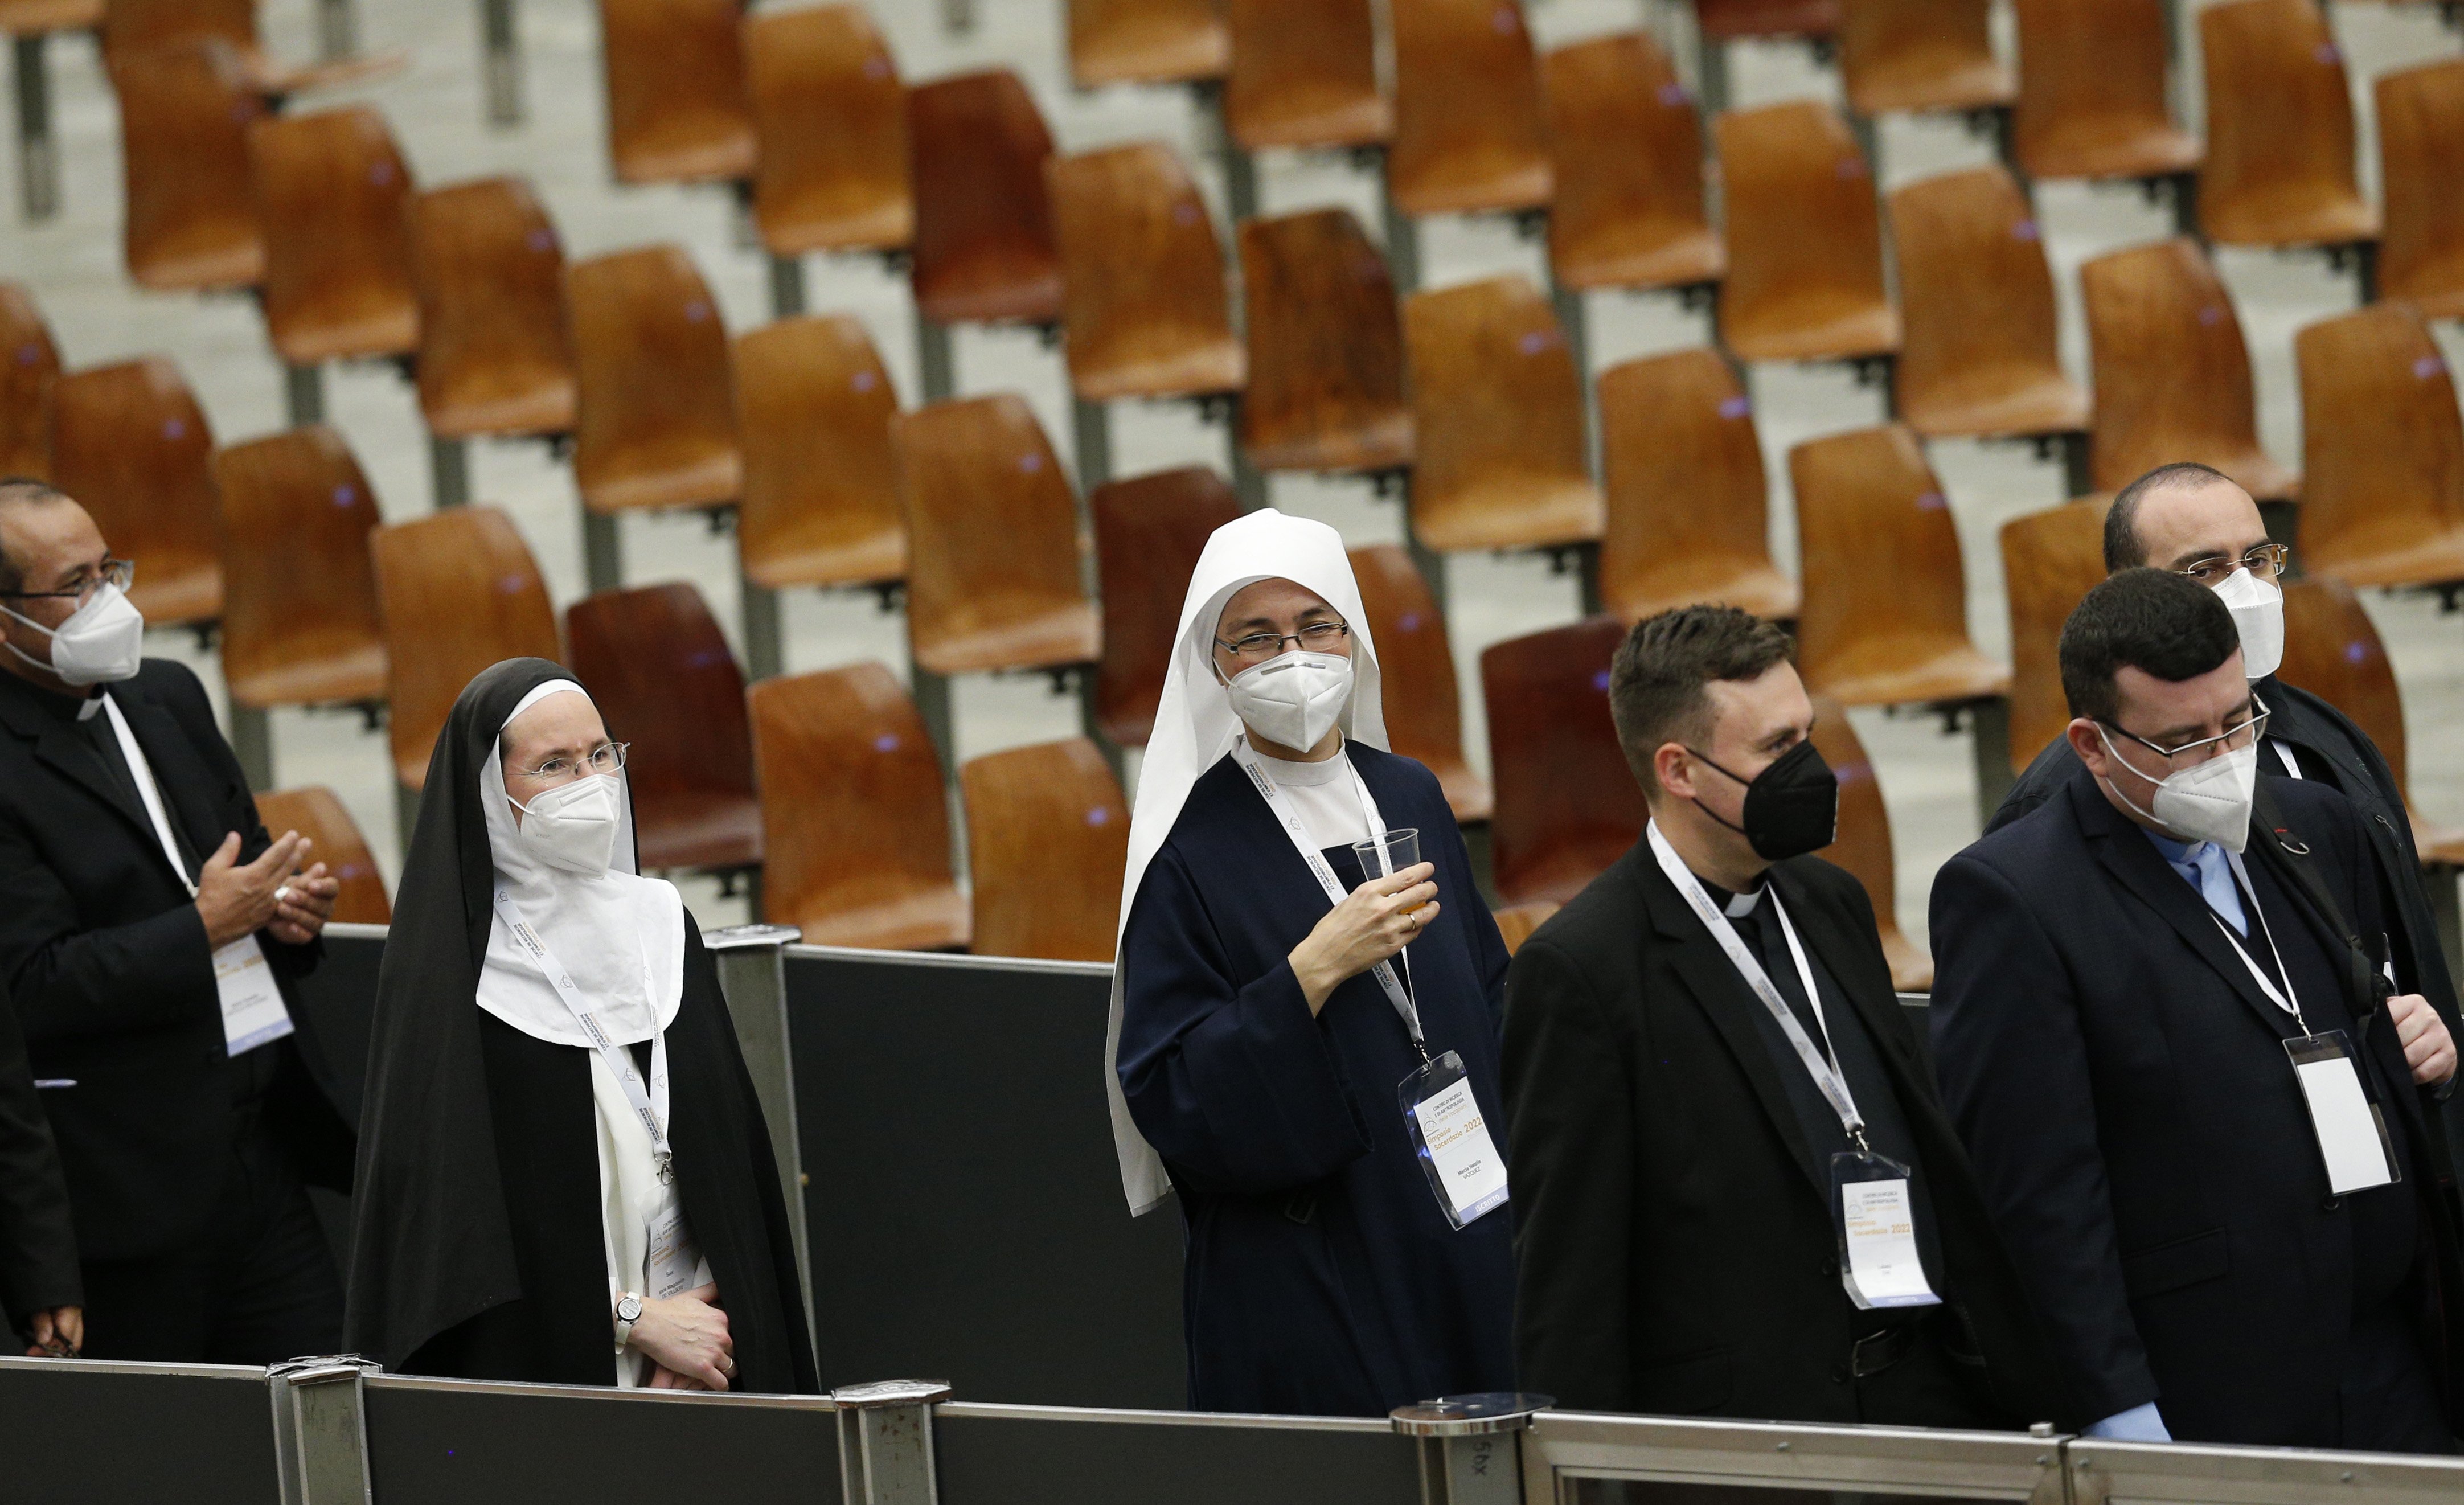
[1117,743,1518,1416]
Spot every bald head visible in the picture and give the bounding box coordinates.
[0,478,76,596]
[2103,464,2270,579]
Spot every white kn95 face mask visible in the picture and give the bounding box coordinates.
[1224,650,1354,753]
[2100,729,2260,852]
[2,581,145,686]
[2212,566,2285,681]
[511,773,624,877]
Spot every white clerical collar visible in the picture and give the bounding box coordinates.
[1723,885,1765,918]
[1249,736,1350,788]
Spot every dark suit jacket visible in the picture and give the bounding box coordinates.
[0,662,355,1261]
[1932,767,2464,1443]
[0,974,78,1331]
[1502,840,2075,1427]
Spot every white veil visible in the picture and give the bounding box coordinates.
[1105,510,1388,1214]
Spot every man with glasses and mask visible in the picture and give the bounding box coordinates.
[1502,605,2071,1430]
[0,479,354,1362]
[1932,569,2463,1451]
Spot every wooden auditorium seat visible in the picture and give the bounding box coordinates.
[596,0,756,186]
[567,245,742,517]
[100,0,400,95]
[1090,466,1241,747]
[1223,0,1389,151]
[1401,274,1602,553]
[1237,208,1412,475]
[1694,0,1840,40]
[2196,0,2376,251]
[566,583,762,875]
[748,662,968,951]
[370,506,561,793]
[1713,101,1899,366]
[1596,348,1797,624]
[735,314,906,595]
[1387,0,1552,219]
[2277,576,2464,861]
[1838,0,2012,118]
[0,283,58,478]
[212,426,387,711]
[1048,143,1244,404]
[2294,303,2464,591]
[1809,701,1929,990]
[47,359,222,627]
[1540,32,1723,296]
[961,737,1131,962]
[1482,616,1650,905]
[1998,500,2108,776]
[251,786,390,924]
[108,39,265,293]
[1888,165,2089,442]
[892,394,1101,677]
[410,177,577,442]
[1789,425,2007,708]
[908,70,1063,329]
[1490,900,1559,955]
[249,107,419,368]
[2376,59,2464,322]
[2009,0,2200,184]
[1350,542,1490,822]
[2081,239,2297,502]
[1068,0,1229,89]
[743,3,911,260]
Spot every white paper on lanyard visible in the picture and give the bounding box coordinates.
[494,888,675,1182]
[1409,1075,1510,1223]
[1839,1178,1936,1306]
[644,1202,712,1299]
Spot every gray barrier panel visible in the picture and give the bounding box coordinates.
[0,1357,277,1504]
[363,1376,843,1505]
[933,1404,1421,1505]
[785,948,1186,1409]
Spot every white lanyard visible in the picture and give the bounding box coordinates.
[101,695,196,896]
[492,889,675,1182]
[2215,850,2310,1034]
[1647,821,1869,1150]
[1229,737,1425,1055]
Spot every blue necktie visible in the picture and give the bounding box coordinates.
[2170,842,2248,938]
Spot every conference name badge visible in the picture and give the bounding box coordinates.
[1401,1049,1510,1230]
[2285,1031,2399,1194]
[214,935,296,1056]
[1832,1150,1940,1310]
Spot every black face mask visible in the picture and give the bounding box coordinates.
[1686,737,1839,862]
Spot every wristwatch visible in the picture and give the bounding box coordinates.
[613,1291,644,1348]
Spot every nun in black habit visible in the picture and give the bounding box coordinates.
[346,659,815,1393]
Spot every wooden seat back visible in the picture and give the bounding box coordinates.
[1,1,105,34]
[1350,542,1489,822]
[1807,699,1928,990]
[1888,165,2088,440]
[1049,142,1244,404]
[1237,207,1412,475]
[411,177,576,440]
[1694,0,1840,40]
[2279,577,2410,794]
[249,106,419,366]
[2081,238,2296,501]
[1839,0,2009,117]
[597,0,756,184]
[567,244,741,516]
[2294,302,2464,590]
[907,69,1063,327]
[212,426,386,710]
[893,393,1100,676]
[1490,900,1558,954]
[0,283,58,478]
[1388,0,1552,218]
[1090,465,1241,747]
[370,506,560,791]
[962,737,1131,962]
[1069,0,1229,88]
[566,583,761,874]
[1597,347,1795,623]
[1713,100,1899,364]
[109,38,265,293]
[2197,0,2373,249]
[48,358,222,626]
[1401,274,1602,552]
[2376,59,2464,322]
[252,786,390,924]
[1481,615,1649,904]
[1224,0,1389,151]
[2010,0,2198,183]
[1789,424,2007,707]
[1998,501,2107,774]
[735,313,905,592]
[100,0,252,66]
[743,3,911,257]
[748,662,968,950]
[1541,32,1721,294]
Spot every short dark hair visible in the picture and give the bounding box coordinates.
[2058,567,2241,725]
[1609,605,1796,789]
[0,477,68,596]
[2104,461,2233,571]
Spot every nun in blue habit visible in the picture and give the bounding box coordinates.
[1106,510,1517,1417]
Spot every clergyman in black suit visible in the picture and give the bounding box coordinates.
[1932,568,2463,1451]
[0,479,355,1362]
[1,973,80,1356]
[1502,605,2072,1429]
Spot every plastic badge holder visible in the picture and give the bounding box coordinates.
[1402,1049,1510,1231]
[1832,1149,1941,1311]
[2285,1030,2400,1194]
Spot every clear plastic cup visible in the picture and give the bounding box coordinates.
[1353,828,1426,913]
